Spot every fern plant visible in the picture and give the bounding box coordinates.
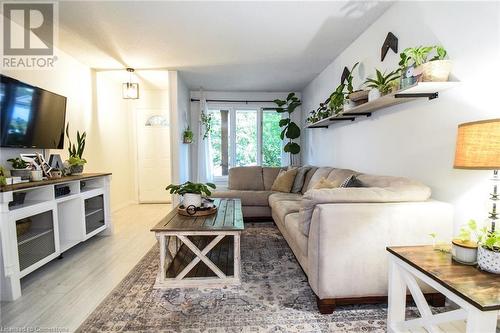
[364,69,400,94]
[7,157,29,169]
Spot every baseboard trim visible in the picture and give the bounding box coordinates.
[316,293,446,314]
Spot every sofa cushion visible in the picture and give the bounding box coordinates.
[272,200,301,223]
[263,167,283,190]
[212,190,272,206]
[268,192,302,208]
[301,166,318,193]
[327,168,359,185]
[271,168,298,193]
[306,167,333,191]
[228,166,264,191]
[284,212,308,257]
[291,166,311,193]
[312,177,342,189]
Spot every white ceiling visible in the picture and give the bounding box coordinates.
[58,1,393,91]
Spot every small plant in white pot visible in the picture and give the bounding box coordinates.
[364,69,400,101]
[166,181,216,208]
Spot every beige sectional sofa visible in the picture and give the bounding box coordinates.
[212,166,453,313]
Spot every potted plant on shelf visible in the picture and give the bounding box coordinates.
[7,157,31,180]
[451,219,481,265]
[166,181,216,208]
[183,126,193,144]
[364,69,400,101]
[328,83,346,116]
[421,45,452,82]
[400,45,452,84]
[65,124,87,175]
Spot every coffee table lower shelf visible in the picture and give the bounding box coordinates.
[154,231,241,289]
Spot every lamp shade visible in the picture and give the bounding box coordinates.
[454,118,500,169]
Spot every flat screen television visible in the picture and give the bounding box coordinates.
[0,75,67,149]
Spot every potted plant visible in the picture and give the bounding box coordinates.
[166,181,216,208]
[328,83,346,116]
[364,69,400,101]
[7,157,31,180]
[421,45,452,82]
[0,166,7,186]
[343,62,368,109]
[65,124,87,175]
[477,228,500,274]
[183,126,194,144]
[272,93,302,164]
[400,45,452,84]
[451,219,480,265]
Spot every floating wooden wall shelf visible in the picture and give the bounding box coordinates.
[306,82,459,129]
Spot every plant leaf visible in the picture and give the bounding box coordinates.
[285,122,300,139]
[279,118,290,127]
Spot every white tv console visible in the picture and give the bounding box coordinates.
[0,173,112,301]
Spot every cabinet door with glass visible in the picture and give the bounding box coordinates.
[84,195,106,236]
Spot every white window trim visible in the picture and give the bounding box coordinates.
[207,102,281,180]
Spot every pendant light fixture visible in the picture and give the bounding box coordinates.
[122,68,139,99]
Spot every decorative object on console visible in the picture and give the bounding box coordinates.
[122,68,139,99]
[183,126,194,144]
[65,124,87,175]
[48,154,64,170]
[166,181,216,208]
[454,118,500,273]
[0,166,6,186]
[7,158,31,180]
[30,170,43,181]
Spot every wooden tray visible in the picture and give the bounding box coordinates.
[177,206,218,217]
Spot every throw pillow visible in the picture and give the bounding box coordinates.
[341,175,364,188]
[312,177,342,189]
[271,168,298,193]
[291,166,311,193]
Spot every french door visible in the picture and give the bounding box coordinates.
[208,106,281,180]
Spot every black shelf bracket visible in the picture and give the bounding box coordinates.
[345,112,372,117]
[394,92,439,100]
[329,117,356,122]
[308,125,329,129]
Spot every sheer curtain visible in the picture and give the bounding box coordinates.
[196,96,214,183]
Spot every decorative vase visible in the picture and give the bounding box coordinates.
[10,169,31,180]
[183,137,193,144]
[183,193,202,208]
[451,239,478,265]
[30,170,43,181]
[368,88,381,102]
[477,246,500,274]
[69,165,84,175]
[421,60,453,82]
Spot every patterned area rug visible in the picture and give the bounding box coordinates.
[78,223,410,332]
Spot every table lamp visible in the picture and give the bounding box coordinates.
[454,118,500,232]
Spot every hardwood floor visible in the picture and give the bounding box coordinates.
[0,203,170,332]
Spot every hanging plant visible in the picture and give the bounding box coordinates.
[272,93,302,156]
[200,111,213,140]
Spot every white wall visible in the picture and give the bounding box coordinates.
[1,50,138,211]
[189,91,302,181]
[301,1,500,231]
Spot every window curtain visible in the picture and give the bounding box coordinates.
[196,96,214,183]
